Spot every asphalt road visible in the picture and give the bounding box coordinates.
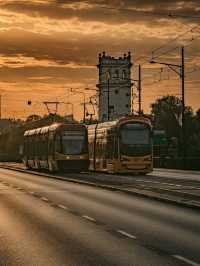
[0,168,200,266]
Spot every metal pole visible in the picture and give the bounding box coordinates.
[138,65,142,115]
[0,94,1,119]
[181,46,186,166]
[83,93,86,123]
[107,77,110,120]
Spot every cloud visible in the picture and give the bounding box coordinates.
[1,0,200,25]
[0,0,199,118]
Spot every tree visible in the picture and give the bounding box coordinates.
[188,109,200,156]
[26,114,42,122]
[151,95,182,138]
[151,95,194,156]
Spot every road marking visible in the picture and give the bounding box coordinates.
[57,204,68,210]
[41,197,49,202]
[117,230,137,239]
[82,215,96,222]
[173,255,200,266]
[28,191,35,195]
[135,179,184,187]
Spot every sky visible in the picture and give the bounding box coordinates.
[0,0,200,120]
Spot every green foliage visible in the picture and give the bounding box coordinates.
[151,95,182,137]
[26,114,42,122]
[151,95,200,157]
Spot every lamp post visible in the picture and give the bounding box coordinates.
[150,46,186,166]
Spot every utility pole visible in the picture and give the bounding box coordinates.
[83,101,86,123]
[131,65,142,115]
[181,46,186,166]
[107,77,110,120]
[0,94,2,119]
[150,46,186,168]
[138,65,142,115]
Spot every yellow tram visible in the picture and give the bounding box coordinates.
[23,123,89,172]
[87,116,153,174]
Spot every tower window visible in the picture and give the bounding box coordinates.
[115,70,119,78]
[126,93,129,96]
[126,104,129,108]
[105,70,111,80]
[115,89,119,94]
[122,70,126,79]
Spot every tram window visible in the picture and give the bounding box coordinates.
[44,136,48,160]
[40,138,43,158]
[48,138,54,156]
[56,134,61,153]
[36,137,40,157]
[33,139,36,157]
[41,137,46,158]
[30,138,33,158]
[26,138,29,156]
[107,135,114,159]
[38,137,42,159]
[43,137,47,158]
[24,139,26,156]
[121,123,150,145]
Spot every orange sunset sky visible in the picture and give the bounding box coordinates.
[0,0,200,120]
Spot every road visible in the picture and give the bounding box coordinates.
[0,168,200,266]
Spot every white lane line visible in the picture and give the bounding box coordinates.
[57,204,68,210]
[135,179,183,187]
[117,230,137,239]
[28,191,35,195]
[41,197,49,202]
[82,215,96,222]
[172,255,200,266]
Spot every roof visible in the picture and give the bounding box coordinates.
[24,122,86,137]
[87,115,152,132]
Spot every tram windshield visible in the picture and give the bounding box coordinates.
[121,123,150,145]
[120,123,151,156]
[61,131,86,155]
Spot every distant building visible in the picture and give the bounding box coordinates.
[97,51,132,121]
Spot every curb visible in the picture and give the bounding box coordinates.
[154,168,200,175]
[1,165,200,211]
